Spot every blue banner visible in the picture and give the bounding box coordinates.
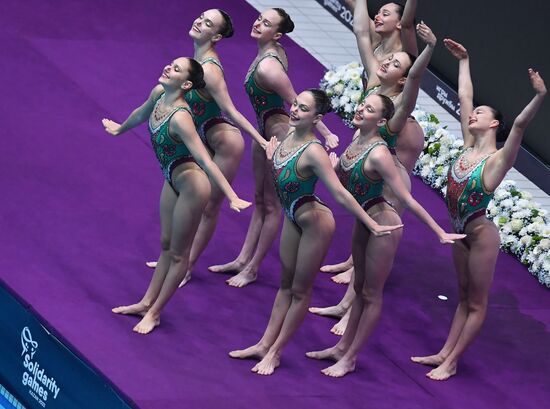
[0,281,136,409]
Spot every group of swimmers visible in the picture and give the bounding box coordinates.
[102,1,546,380]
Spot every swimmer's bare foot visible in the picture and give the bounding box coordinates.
[208,259,246,274]
[331,268,353,284]
[112,302,149,317]
[132,312,160,335]
[305,345,345,362]
[321,357,356,378]
[178,270,192,288]
[426,361,457,381]
[410,353,446,367]
[330,308,350,336]
[251,351,280,375]
[320,258,353,274]
[226,265,257,288]
[229,343,268,360]
[145,261,157,268]
[308,304,348,319]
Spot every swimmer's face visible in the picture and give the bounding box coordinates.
[376,51,412,84]
[289,91,322,128]
[353,94,388,128]
[159,58,192,90]
[189,9,225,42]
[374,3,402,34]
[251,9,282,41]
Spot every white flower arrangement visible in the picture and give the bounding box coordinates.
[321,62,550,288]
[320,62,364,127]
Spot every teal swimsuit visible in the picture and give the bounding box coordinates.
[337,140,388,211]
[149,94,195,192]
[244,52,289,137]
[272,139,324,224]
[184,58,233,150]
[446,148,495,234]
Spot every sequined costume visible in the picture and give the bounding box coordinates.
[446,147,494,233]
[184,57,234,150]
[272,139,324,224]
[337,140,389,212]
[244,52,289,137]
[149,94,195,192]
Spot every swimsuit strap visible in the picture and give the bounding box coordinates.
[200,57,224,76]
[252,52,288,74]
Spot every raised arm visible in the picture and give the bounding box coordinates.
[443,38,475,147]
[486,69,547,190]
[203,64,267,148]
[304,143,402,236]
[370,147,465,242]
[258,60,339,148]
[388,22,436,132]
[353,0,380,86]
[400,0,419,56]
[102,85,163,136]
[171,111,251,212]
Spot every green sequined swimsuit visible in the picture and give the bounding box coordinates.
[184,58,233,149]
[272,139,324,224]
[337,140,388,211]
[149,94,195,189]
[446,147,494,233]
[244,52,289,137]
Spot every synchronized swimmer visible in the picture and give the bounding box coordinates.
[102,2,546,380]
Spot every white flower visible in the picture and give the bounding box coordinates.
[333,83,344,94]
[520,236,532,247]
[349,90,362,103]
[539,239,550,250]
[510,219,524,232]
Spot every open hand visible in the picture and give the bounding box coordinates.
[438,232,466,244]
[417,21,437,47]
[265,136,280,160]
[443,39,468,60]
[368,222,404,237]
[229,198,252,212]
[328,152,339,168]
[102,118,122,136]
[528,68,547,96]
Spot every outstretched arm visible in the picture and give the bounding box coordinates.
[171,111,251,212]
[486,69,547,190]
[204,65,267,149]
[305,144,403,236]
[102,85,163,136]
[400,0,419,56]
[444,38,475,147]
[371,147,465,242]
[388,21,436,132]
[353,0,380,88]
[258,60,339,149]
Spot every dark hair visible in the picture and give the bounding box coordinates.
[377,94,395,120]
[187,58,206,90]
[307,89,333,115]
[273,8,295,34]
[217,9,234,38]
[391,2,405,19]
[402,52,417,77]
[488,106,508,141]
